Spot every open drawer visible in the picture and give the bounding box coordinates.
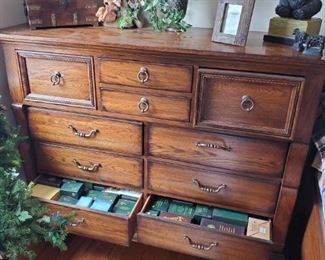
[33,177,143,246]
[137,196,273,260]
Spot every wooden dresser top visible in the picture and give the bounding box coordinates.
[0,24,324,66]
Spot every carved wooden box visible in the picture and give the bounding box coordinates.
[25,0,99,29]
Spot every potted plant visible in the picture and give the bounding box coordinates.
[0,102,74,260]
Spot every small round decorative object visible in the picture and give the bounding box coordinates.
[240,95,255,112]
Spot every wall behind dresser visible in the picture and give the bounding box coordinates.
[185,0,325,35]
[0,0,25,123]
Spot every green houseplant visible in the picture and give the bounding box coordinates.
[141,0,191,32]
[118,0,191,32]
[0,102,74,260]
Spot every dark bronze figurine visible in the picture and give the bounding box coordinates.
[276,0,322,19]
[293,28,308,52]
[292,28,325,57]
[304,34,325,56]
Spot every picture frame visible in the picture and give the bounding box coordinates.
[212,0,256,46]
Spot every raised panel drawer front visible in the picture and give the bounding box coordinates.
[100,89,191,122]
[99,59,193,92]
[137,196,272,260]
[148,161,279,215]
[35,143,143,189]
[44,194,143,246]
[17,51,95,108]
[28,108,143,155]
[197,69,303,138]
[148,125,288,177]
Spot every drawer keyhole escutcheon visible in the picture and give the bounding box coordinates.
[137,67,149,84]
[138,97,149,113]
[69,217,86,227]
[195,142,232,152]
[50,71,62,86]
[68,125,98,138]
[241,95,255,112]
[184,235,218,251]
[73,159,102,172]
[192,179,227,193]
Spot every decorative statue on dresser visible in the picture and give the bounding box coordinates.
[276,0,322,19]
[96,0,122,26]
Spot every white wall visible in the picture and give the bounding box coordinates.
[185,0,325,35]
[0,0,25,123]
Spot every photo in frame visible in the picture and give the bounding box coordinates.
[212,0,256,46]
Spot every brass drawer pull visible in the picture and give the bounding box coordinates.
[137,67,149,83]
[50,71,62,85]
[138,97,149,113]
[195,142,231,152]
[241,95,255,112]
[193,179,227,193]
[184,235,218,251]
[73,159,102,172]
[69,217,85,227]
[68,125,98,138]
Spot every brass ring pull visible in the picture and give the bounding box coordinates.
[241,95,255,112]
[195,142,231,152]
[50,71,62,85]
[73,159,102,172]
[138,97,149,113]
[137,67,149,84]
[193,179,227,193]
[69,217,85,227]
[184,236,218,251]
[68,125,98,138]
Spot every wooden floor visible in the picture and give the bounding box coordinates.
[32,235,203,260]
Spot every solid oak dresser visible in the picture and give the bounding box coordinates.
[0,25,324,260]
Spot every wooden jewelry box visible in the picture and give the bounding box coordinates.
[25,0,98,29]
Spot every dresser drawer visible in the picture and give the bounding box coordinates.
[197,70,303,138]
[137,196,272,260]
[148,161,279,215]
[35,143,143,189]
[28,108,143,155]
[99,59,193,93]
[17,51,95,108]
[44,194,143,246]
[100,89,191,122]
[148,125,288,177]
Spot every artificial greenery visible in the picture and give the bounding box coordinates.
[0,102,74,260]
[141,0,191,32]
[118,0,191,32]
[117,0,142,29]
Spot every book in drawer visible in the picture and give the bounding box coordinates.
[137,196,272,260]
